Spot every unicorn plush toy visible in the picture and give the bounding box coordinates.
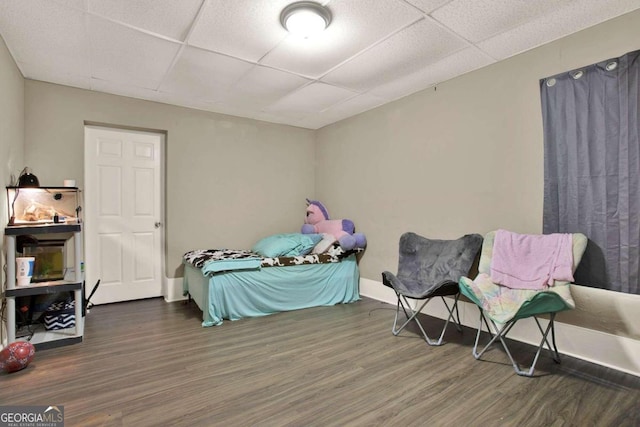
[301,199,366,251]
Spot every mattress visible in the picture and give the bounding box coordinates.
[183,251,360,326]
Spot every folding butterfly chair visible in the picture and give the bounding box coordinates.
[382,232,483,346]
[459,230,587,376]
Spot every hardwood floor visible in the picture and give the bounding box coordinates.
[1,297,639,427]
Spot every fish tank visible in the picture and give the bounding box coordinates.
[21,239,66,282]
[6,187,81,226]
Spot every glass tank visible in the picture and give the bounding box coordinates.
[22,239,66,282]
[7,187,81,226]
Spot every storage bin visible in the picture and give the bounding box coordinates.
[44,300,75,330]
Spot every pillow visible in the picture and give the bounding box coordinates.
[252,233,323,258]
[312,233,337,254]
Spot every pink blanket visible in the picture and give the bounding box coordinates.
[490,230,574,290]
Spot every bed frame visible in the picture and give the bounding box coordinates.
[183,250,360,326]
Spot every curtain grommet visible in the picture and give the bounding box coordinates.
[571,70,584,79]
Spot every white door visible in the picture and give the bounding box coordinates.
[84,125,163,304]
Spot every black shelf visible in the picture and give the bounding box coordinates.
[5,223,81,235]
[34,336,83,351]
[16,323,83,350]
[6,186,79,190]
[5,281,82,298]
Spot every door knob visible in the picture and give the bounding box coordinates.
[154,222,162,228]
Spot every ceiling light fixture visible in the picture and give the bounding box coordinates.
[280,1,331,39]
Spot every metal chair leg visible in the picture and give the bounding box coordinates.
[392,294,432,342]
[392,293,462,346]
[471,309,562,377]
[441,294,463,333]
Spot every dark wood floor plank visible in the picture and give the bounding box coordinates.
[1,296,638,427]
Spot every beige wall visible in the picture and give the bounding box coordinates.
[13,10,640,344]
[23,82,316,278]
[316,10,640,340]
[0,36,24,277]
[0,35,24,344]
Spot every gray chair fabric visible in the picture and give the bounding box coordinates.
[382,232,483,346]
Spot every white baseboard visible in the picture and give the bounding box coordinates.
[360,278,640,377]
[164,277,188,303]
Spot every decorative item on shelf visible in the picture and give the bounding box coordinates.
[15,256,35,286]
[0,341,35,373]
[17,167,40,188]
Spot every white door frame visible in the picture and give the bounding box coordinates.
[83,123,167,303]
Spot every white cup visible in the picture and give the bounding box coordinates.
[16,257,35,286]
[63,179,76,187]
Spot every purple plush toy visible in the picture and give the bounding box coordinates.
[301,199,366,251]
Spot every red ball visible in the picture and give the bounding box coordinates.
[0,341,35,373]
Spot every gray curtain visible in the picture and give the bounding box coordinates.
[541,49,640,295]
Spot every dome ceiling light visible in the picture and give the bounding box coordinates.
[280,1,332,39]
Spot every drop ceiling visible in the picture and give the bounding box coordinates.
[0,0,638,130]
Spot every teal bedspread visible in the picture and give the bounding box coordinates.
[183,254,360,326]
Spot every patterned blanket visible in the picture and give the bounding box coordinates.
[459,273,575,324]
[183,245,355,275]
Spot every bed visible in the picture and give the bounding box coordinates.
[182,242,361,327]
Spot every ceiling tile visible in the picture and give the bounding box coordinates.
[91,78,231,118]
[263,82,358,114]
[370,46,494,99]
[432,0,574,44]
[253,110,311,127]
[478,0,640,60]
[51,0,87,12]
[321,92,388,117]
[21,61,92,90]
[322,18,468,92]
[0,0,91,75]
[91,77,161,101]
[202,102,270,122]
[294,92,388,129]
[404,0,452,14]
[154,90,222,112]
[159,46,254,102]
[87,0,203,41]
[188,0,292,62]
[260,0,424,78]
[89,15,181,90]
[223,65,310,109]
[1,0,638,130]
